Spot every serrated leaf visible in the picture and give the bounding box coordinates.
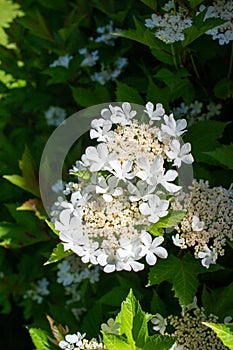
[184,121,228,163]
[28,328,51,350]
[143,334,175,350]
[102,333,132,350]
[203,323,233,350]
[148,253,206,306]
[115,289,152,348]
[45,220,59,236]
[3,145,40,197]
[44,243,72,265]
[204,144,233,170]
[115,81,144,105]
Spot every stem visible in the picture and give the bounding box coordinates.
[171,44,178,69]
[227,41,233,79]
[190,53,200,80]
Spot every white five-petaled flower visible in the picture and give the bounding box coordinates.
[192,216,205,231]
[166,139,194,168]
[161,114,187,137]
[144,101,165,121]
[118,236,145,271]
[72,240,100,265]
[139,194,169,223]
[136,155,181,193]
[106,159,134,181]
[81,143,116,172]
[59,332,86,349]
[198,245,217,268]
[140,231,168,265]
[127,180,156,202]
[95,176,123,202]
[172,233,185,247]
[97,248,125,273]
[151,313,167,334]
[90,119,115,142]
[110,102,137,125]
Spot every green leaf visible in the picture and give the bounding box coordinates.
[204,144,233,170]
[189,0,205,8]
[139,0,157,10]
[148,253,205,306]
[202,282,233,319]
[3,145,40,197]
[214,78,233,99]
[146,79,170,110]
[0,0,24,47]
[28,328,51,350]
[115,81,144,105]
[102,333,132,350]
[0,204,49,248]
[148,210,186,236]
[44,243,72,265]
[184,121,228,163]
[115,289,152,348]
[143,335,175,350]
[19,9,55,42]
[203,323,233,350]
[71,85,111,107]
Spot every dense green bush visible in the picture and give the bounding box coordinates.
[0,0,232,349]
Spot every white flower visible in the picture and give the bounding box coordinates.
[50,54,73,68]
[110,102,136,125]
[189,100,203,116]
[166,140,194,168]
[97,248,125,273]
[52,180,64,193]
[72,240,100,265]
[140,231,168,265]
[44,106,66,126]
[161,114,187,137]
[95,21,120,46]
[81,143,116,172]
[139,195,169,223]
[106,159,134,181]
[57,260,73,286]
[144,101,165,121]
[101,318,120,335]
[128,180,156,202]
[172,233,185,247]
[90,119,114,142]
[118,237,145,272]
[136,156,181,193]
[198,245,217,268]
[59,332,86,349]
[192,216,205,231]
[79,48,99,67]
[151,313,167,334]
[95,176,123,202]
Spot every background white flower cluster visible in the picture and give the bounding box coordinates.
[51,102,194,273]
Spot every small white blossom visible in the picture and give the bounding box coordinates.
[172,233,185,247]
[144,101,165,121]
[151,313,167,334]
[161,114,187,137]
[59,332,86,349]
[95,21,120,46]
[44,106,66,126]
[79,48,99,67]
[192,216,205,231]
[101,318,120,335]
[95,176,123,202]
[81,143,116,172]
[106,159,134,182]
[128,180,156,202]
[139,195,169,223]
[166,139,194,168]
[90,119,115,142]
[140,231,168,265]
[50,54,73,68]
[198,245,217,268]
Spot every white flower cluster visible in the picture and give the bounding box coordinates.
[44,106,66,127]
[50,54,73,68]
[51,102,194,273]
[172,180,233,268]
[23,278,50,304]
[79,48,99,67]
[59,332,106,349]
[145,5,192,44]
[173,100,222,126]
[91,57,128,85]
[92,20,120,46]
[201,0,233,45]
